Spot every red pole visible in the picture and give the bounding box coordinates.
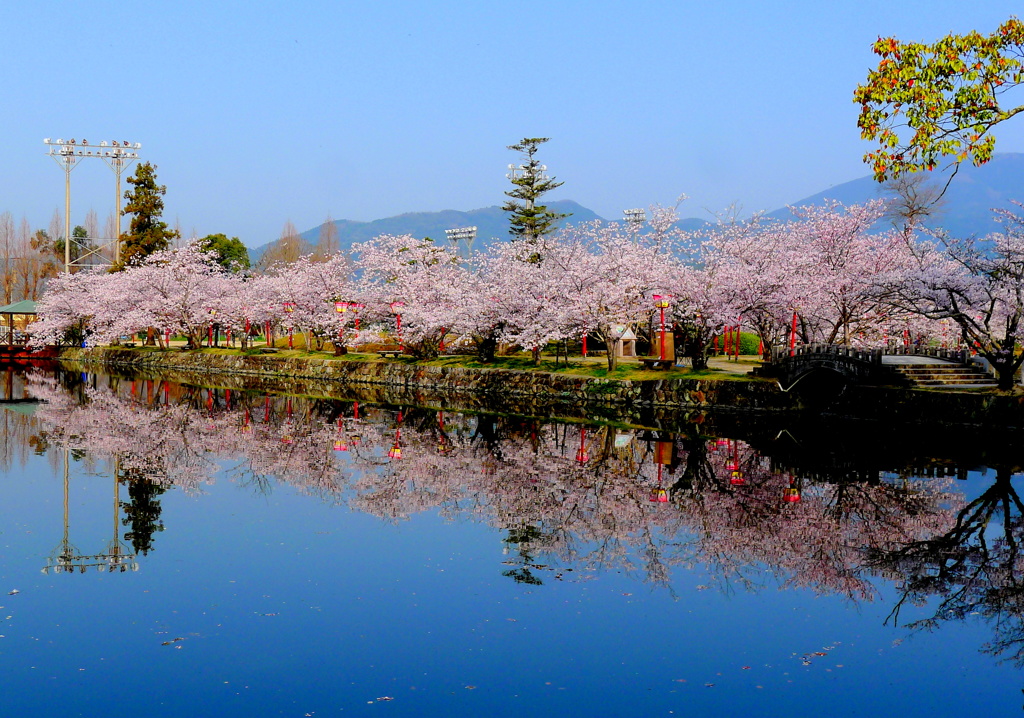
[790,311,798,357]
[724,325,731,355]
[734,320,741,360]
[576,427,588,463]
[582,333,587,358]
[659,305,666,361]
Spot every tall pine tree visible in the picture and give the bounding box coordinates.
[502,137,569,243]
[115,162,179,270]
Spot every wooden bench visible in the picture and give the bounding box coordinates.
[639,357,674,370]
[377,349,404,358]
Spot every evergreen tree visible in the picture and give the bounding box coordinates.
[115,162,179,270]
[198,233,250,271]
[120,473,166,556]
[502,137,569,242]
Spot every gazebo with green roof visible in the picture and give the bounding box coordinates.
[0,300,37,345]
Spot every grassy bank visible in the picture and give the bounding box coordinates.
[107,344,765,383]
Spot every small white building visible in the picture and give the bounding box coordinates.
[610,325,637,358]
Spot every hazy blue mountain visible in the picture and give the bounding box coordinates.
[768,152,1024,237]
[251,155,1024,263]
[251,200,603,261]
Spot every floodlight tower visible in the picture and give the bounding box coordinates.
[44,139,83,273]
[44,138,142,272]
[102,140,142,265]
[623,208,646,232]
[444,226,478,258]
[42,452,138,576]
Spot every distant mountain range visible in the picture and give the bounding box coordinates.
[768,152,1024,237]
[251,153,1024,260]
[251,200,602,261]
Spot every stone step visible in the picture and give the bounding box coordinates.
[892,366,987,374]
[892,368,987,374]
[899,372,993,381]
[919,382,1000,390]
[888,363,997,388]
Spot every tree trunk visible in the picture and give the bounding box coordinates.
[605,337,618,372]
[690,341,708,371]
[988,342,1022,391]
[477,333,498,362]
[995,359,1017,390]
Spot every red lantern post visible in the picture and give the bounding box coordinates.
[283,302,296,349]
[653,295,671,362]
[390,301,405,350]
[334,301,349,349]
[789,311,798,357]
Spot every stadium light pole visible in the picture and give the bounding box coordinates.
[623,208,646,233]
[444,226,478,259]
[45,138,141,272]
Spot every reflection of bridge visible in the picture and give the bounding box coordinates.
[761,344,995,391]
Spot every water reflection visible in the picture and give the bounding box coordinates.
[18,367,1024,670]
[43,453,139,575]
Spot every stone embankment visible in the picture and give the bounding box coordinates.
[56,348,1024,428]
[57,347,799,414]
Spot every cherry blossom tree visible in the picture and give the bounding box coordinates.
[877,207,1024,389]
[353,235,473,358]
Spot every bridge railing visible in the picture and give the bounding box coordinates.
[771,343,883,364]
[769,343,968,365]
[882,344,969,363]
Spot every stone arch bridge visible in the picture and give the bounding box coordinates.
[759,344,975,392]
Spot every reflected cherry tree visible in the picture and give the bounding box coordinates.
[26,370,954,603]
[868,466,1024,665]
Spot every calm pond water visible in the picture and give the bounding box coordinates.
[0,366,1021,716]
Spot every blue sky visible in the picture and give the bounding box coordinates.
[5,1,1024,246]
